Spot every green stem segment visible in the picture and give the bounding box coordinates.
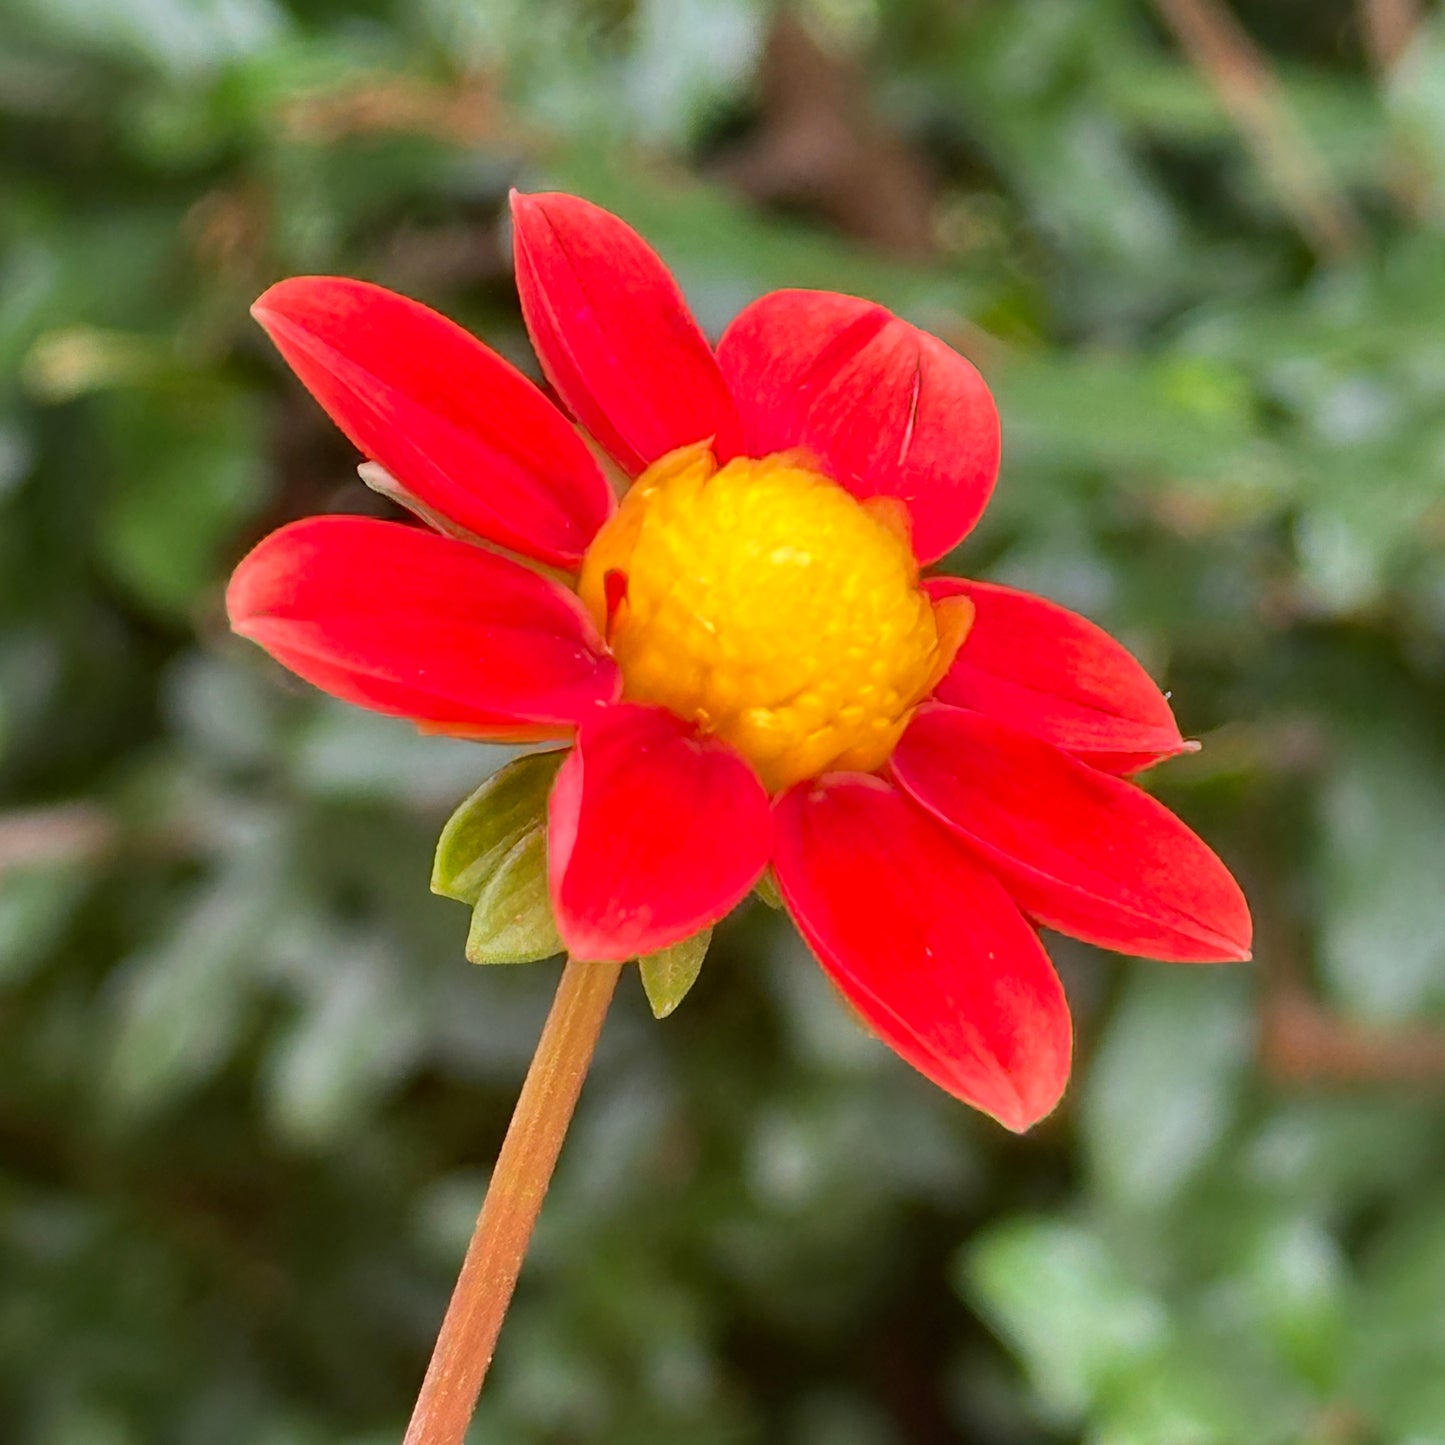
[403,955,624,1445]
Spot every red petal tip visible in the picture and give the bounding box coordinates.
[926,578,1192,774]
[247,275,613,568]
[772,775,1072,1128]
[717,290,1001,563]
[892,706,1253,965]
[511,191,744,475]
[228,515,619,736]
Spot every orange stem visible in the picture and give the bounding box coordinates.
[403,955,624,1445]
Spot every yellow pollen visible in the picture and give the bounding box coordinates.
[578,443,973,792]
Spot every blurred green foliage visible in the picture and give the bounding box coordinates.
[2,0,1445,1441]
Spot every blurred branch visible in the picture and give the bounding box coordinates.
[184,185,271,281]
[0,804,114,877]
[1356,0,1433,220]
[1153,0,1364,261]
[1261,983,1445,1085]
[1259,917,1445,1084]
[1359,0,1422,73]
[262,72,526,294]
[1247,842,1445,1084]
[1307,1403,1372,1445]
[714,14,936,256]
[277,71,507,147]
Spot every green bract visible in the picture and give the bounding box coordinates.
[465,827,563,965]
[433,753,716,988]
[433,752,566,964]
[753,870,784,909]
[638,929,712,1019]
[432,751,564,906]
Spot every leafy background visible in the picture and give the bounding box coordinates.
[3,0,1445,1440]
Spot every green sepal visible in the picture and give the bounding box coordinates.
[465,828,563,965]
[432,751,565,907]
[754,869,784,909]
[638,928,712,1019]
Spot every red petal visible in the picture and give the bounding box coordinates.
[548,704,770,961]
[510,192,744,476]
[227,517,619,733]
[772,774,1071,1130]
[926,577,1192,773]
[716,290,1000,564]
[890,705,1252,963]
[252,278,613,569]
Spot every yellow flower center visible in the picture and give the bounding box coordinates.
[578,443,972,792]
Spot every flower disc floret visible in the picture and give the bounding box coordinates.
[578,443,968,792]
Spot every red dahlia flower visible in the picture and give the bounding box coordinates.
[228,191,1251,1132]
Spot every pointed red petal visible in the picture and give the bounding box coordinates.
[772,773,1071,1131]
[227,517,619,733]
[510,192,744,477]
[548,704,770,961]
[926,578,1192,774]
[891,705,1252,963]
[251,277,613,568]
[716,290,1000,564]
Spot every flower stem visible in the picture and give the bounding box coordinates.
[403,955,624,1445]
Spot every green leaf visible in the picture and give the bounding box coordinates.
[638,928,711,1018]
[1228,1215,1347,1387]
[432,751,565,906]
[100,383,268,617]
[1317,708,1445,1022]
[1091,1340,1297,1445]
[105,841,286,1115]
[961,1218,1169,1422]
[1344,1186,1445,1434]
[264,938,424,1145]
[1080,969,1250,1210]
[465,828,562,965]
[0,864,91,986]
